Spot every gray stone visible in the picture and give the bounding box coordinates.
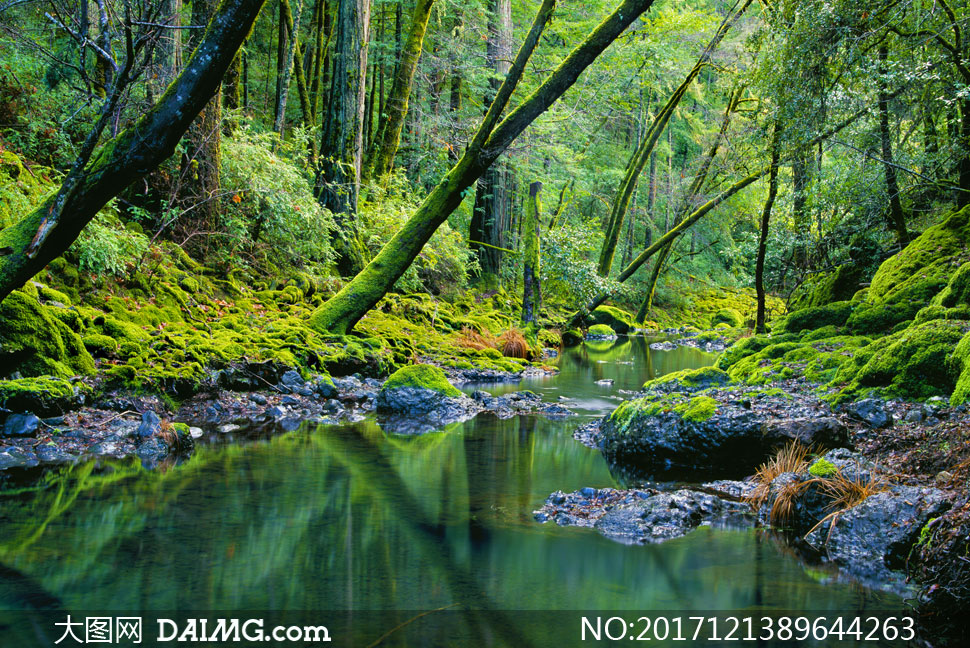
[3,413,42,437]
[846,398,893,429]
[280,370,304,388]
[136,410,162,438]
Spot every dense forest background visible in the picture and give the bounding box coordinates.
[2,0,966,321]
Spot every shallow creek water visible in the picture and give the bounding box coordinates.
[0,336,910,646]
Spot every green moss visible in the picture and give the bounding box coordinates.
[783,301,854,333]
[588,324,616,337]
[947,331,970,406]
[82,334,120,356]
[834,319,968,402]
[935,261,970,308]
[0,376,84,415]
[677,395,719,422]
[0,290,95,378]
[790,264,867,310]
[381,364,462,397]
[809,458,837,477]
[712,307,743,328]
[38,285,72,306]
[592,305,637,333]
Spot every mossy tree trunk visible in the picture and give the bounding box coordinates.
[317,0,371,276]
[309,0,658,334]
[877,45,908,242]
[756,125,781,334]
[366,0,437,183]
[0,0,268,304]
[469,0,513,288]
[275,0,312,139]
[595,0,752,277]
[521,181,542,326]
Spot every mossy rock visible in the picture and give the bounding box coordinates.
[0,291,95,378]
[834,319,968,402]
[934,261,970,308]
[790,264,867,310]
[381,364,462,398]
[592,305,637,333]
[711,308,743,328]
[643,366,731,392]
[82,334,120,357]
[677,395,719,422]
[587,324,616,338]
[949,331,970,406]
[808,457,837,477]
[783,301,854,334]
[561,329,583,346]
[0,376,86,416]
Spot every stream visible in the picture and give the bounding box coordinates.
[0,335,911,646]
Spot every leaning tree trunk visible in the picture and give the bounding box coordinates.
[317,0,371,276]
[308,0,658,334]
[595,0,751,277]
[756,125,781,334]
[469,0,513,288]
[521,181,543,326]
[0,0,268,304]
[637,85,743,320]
[366,0,437,182]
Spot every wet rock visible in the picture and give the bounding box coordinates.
[218,423,240,434]
[218,361,295,391]
[702,480,757,500]
[804,485,949,586]
[3,413,42,437]
[314,379,338,399]
[595,379,614,386]
[376,387,481,428]
[188,426,204,439]
[87,440,124,457]
[264,405,287,421]
[249,393,268,406]
[332,376,363,392]
[845,398,893,429]
[135,410,161,438]
[280,370,304,389]
[281,395,301,406]
[761,417,848,448]
[649,341,678,351]
[136,437,169,462]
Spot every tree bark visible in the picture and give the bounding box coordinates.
[595,0,751,277]
[317,0,371,276]
[184,0,222,238]
[0,0,268,303]
[308,0,657,334]
[366,0,437,182]
[469,0,513,288]
[878,45,908,241]
[756,126,781,334]
[275,0,308,138]
[521,182,543,326]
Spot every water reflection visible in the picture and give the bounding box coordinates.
[0,337,906,646]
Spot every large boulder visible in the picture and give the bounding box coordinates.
[599,393,847,479]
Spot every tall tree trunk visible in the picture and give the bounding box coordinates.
[595,0,752,277]
[469,0,513,288]
[223,52,243,114]
[317,0,371,276]
[184,0,222,242]
[877,45,907,242]
[275,0,308,138]
[308,0,656,334]
[366,0,437,182]
[959,97,970,209]
[791,151,810,268]
[756,126,781,334]
[0,0,268,303]
[637,86,743,321]
[521,181,543,326]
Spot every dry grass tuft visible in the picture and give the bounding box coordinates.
[498,327,528,359]
[747,441,813,512]
[805,469,890,543]
[455,327,495,351]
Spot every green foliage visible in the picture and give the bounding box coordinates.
[677,395,719,423]
[541,219,619,309]
[381,364,462,397]
[220,127,335,270]
[643,366,731,391]
[69,209,149,276]
[0,289,95,378]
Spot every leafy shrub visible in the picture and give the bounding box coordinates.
[69,209,149,276]
[542,218,619,308]
[360,171,475,295]
[220,127,335,269]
